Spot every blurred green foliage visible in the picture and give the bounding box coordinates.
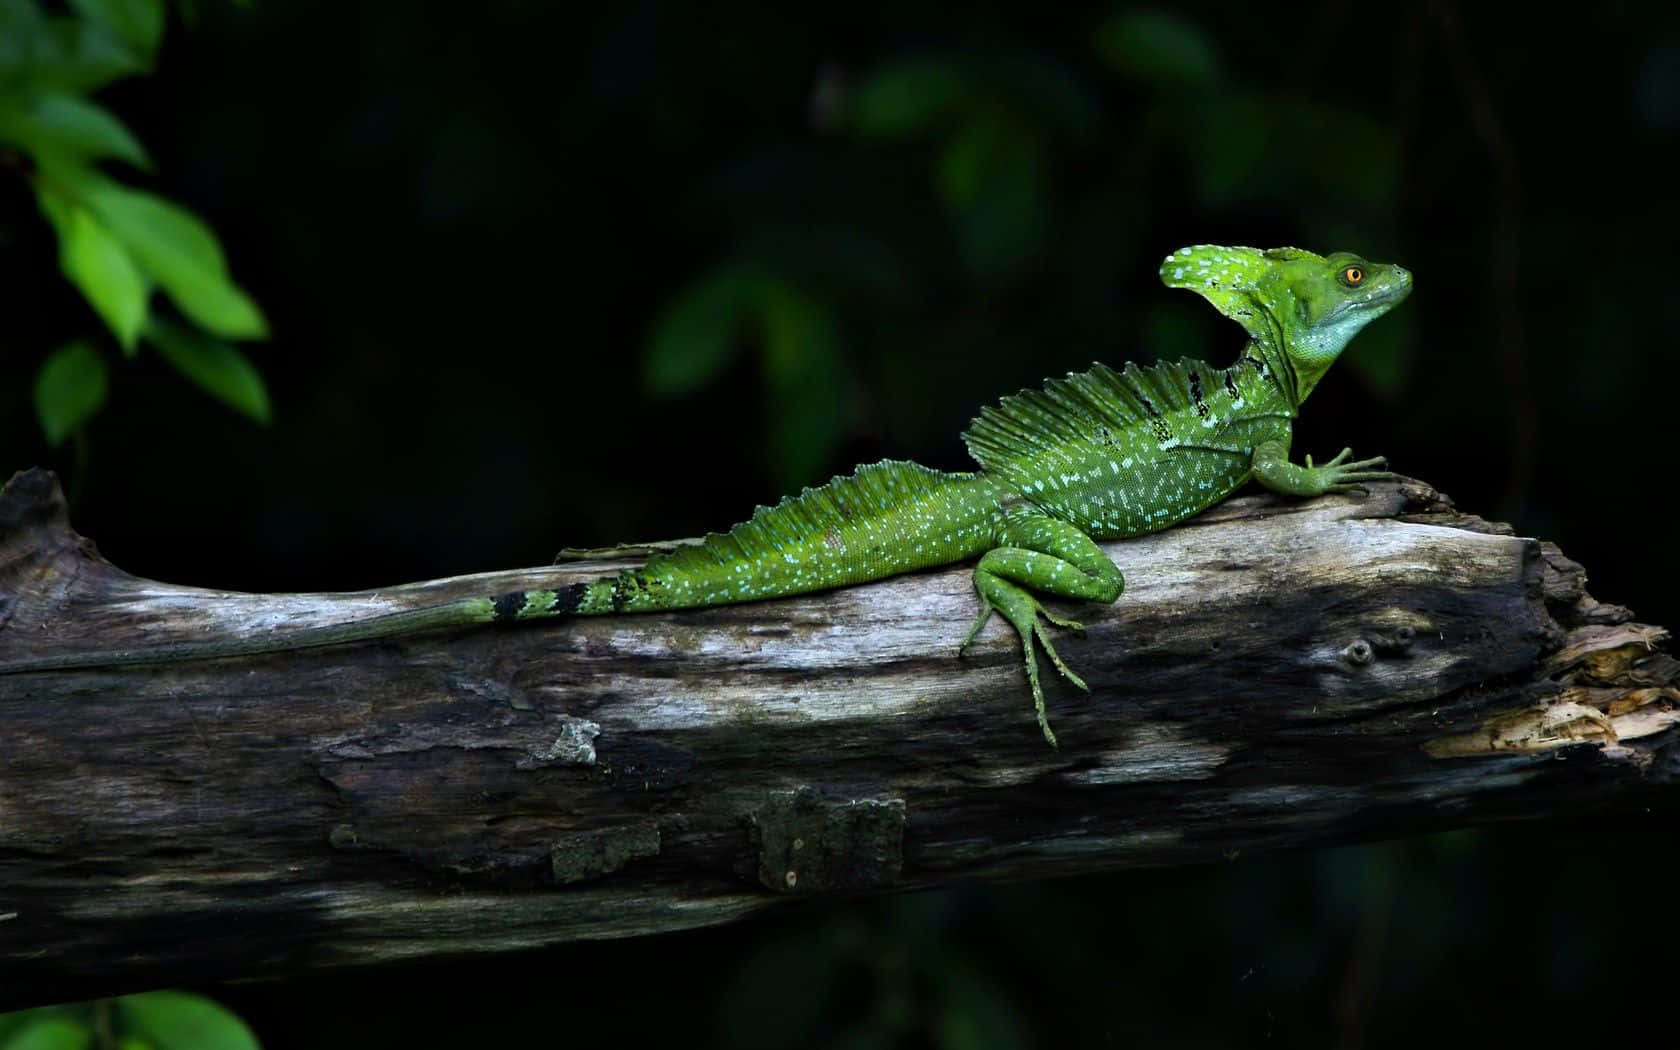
[644,264,852,488]
[0,992,258,1050]
[0,0,268,448]
[644,8,1409,490]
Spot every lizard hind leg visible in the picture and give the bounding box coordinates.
[971,570,1075,747]
[966,515,1126,746]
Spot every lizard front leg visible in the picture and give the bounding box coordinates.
[959,513,1124,746]
[1251,439,1392,497]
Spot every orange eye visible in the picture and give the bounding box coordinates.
[1342,266,1365,285]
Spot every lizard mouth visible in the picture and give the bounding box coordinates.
[1375,266,1413,303]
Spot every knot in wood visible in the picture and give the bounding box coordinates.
[1341,639,1375,666]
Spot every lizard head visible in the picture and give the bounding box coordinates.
[1160,245,1412,402]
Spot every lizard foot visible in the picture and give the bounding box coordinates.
[967,576,1092,746]
[1306,448,1394,494]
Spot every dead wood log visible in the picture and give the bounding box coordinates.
[0,466,1675,1008]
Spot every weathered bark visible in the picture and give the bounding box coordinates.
[0,466,1675,1008]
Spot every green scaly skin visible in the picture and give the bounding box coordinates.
[0,246,1413,746]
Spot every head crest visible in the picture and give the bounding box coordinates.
[1159,245,1276,290]
[1158,245,1316,344]
[1160,244,1412,404]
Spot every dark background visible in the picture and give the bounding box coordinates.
[4,2,1677,1046]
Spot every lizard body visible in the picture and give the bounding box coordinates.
[0,245,1413,745]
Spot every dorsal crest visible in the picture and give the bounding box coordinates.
[644,459,951,574]
[962,359,1212,475]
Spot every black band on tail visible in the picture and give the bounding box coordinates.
[491,583,591,624]
[491,591,528,624]
[554,582,588,614]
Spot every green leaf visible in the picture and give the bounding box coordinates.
[987,50,1103,140]
[0,3,145,90]
[0,92,150,169]
[62,204,149,351]
[1094,10,1221,85]
[0,1,56,81]
[67,0,165,59]
[1181,94,1397,209]
[33,340,109,446]
[936,116,1046,279]
[734,225,916,301]
[757,282,851,489]
[144,316,272,423]
[114,993,259,1050]
[38,186,150,351]
[32,14,148,92]
[67,176,268,340]
[850,57,967,139]
[0,1009,84,1049]
[646,269,855,485]
[0,1018,92,1050]
[642,268,757,396]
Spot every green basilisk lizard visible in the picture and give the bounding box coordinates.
[0,245,1413,745]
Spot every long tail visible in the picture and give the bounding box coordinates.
[485,460,1002,620]
[1,460,1001,674]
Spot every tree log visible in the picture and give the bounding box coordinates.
[0,466,1675,1008]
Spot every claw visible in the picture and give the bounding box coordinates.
[1034,620,1090,692]
[1017,642,1059,747]
[1037,606,1085,631]
[958,603,994,654]
[968,532,1120,746]
[967,590,1088,746]
[1312,448,1393,495]
[1340,456,1388,472]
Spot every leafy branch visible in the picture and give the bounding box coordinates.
[0,0,270,450]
